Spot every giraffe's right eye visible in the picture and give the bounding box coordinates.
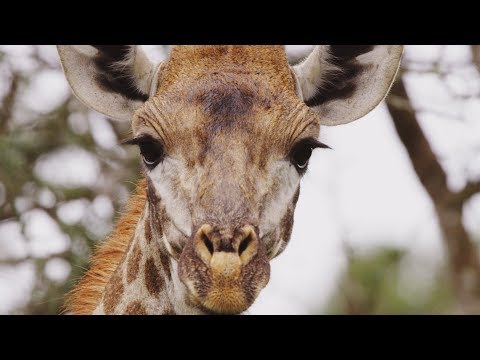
[122,136,164,170]
[139,140,164,169]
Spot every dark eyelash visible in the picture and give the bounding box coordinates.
[121,135,158,146]
[295,137,332,151]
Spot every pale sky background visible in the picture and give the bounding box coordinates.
[0,45,479,314]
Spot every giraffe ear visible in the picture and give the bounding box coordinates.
[292,45,403,126]
[57,45,161,121]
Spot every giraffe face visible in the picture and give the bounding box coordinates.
[129,50,323,314]
[58,45,403,314]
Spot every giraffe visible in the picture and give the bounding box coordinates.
[58,45,403,314]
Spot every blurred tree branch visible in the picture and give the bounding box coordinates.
[471,45,480,73]
[0,71,20,133]
[0,211,15,223]
[386,75,480,313]
[454,180,480,204]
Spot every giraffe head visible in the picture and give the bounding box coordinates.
[58,45,403,314]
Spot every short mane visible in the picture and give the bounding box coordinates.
[64,179,147,315]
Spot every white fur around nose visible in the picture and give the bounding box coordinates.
[259,161,300,238]
[148,156,300,251]
[148,158,193,238]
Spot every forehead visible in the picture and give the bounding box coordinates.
[133,46,320,152]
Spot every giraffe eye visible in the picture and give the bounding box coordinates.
[289,138,330,174]
[139,140,164,169]
[122,136,164,170]
[290,144,313,172]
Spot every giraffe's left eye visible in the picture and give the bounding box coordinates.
[289,138,330,174]
[139,140,164,169]
[290,143,313,173]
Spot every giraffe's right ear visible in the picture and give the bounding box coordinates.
[57,45,161,121]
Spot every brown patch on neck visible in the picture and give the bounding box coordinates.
[127,240,142,284]
[125,301,147,315]
[145,257,164,296]
[162,303,175,315]
[103,267,124,314]
[145,217,153,244]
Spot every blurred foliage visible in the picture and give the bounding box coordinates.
[327,247,455,314]
[0,46,143,314]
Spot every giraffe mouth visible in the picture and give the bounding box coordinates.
[182,268,270,315]
[177,228,271,315]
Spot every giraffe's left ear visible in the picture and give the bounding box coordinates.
[292,45,403,126]
[57,45,161,121]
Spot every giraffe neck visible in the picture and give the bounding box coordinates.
[93,202,202,315]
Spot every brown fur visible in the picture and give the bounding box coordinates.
[125,301,147,315]
[159,246,172,281]
[127,240,142,284]
[144,217,153,244]
[64,179,147,315]
[103,267,124,314]
[144,257,163,296]
[163,303,175,315]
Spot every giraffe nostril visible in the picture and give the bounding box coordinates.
[238,234,252,256]
[237,226,258,264]
[194,224,215,264]
[194,224,258,265]
[202,233,214,255]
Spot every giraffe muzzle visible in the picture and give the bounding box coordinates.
[178,223,270,314]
